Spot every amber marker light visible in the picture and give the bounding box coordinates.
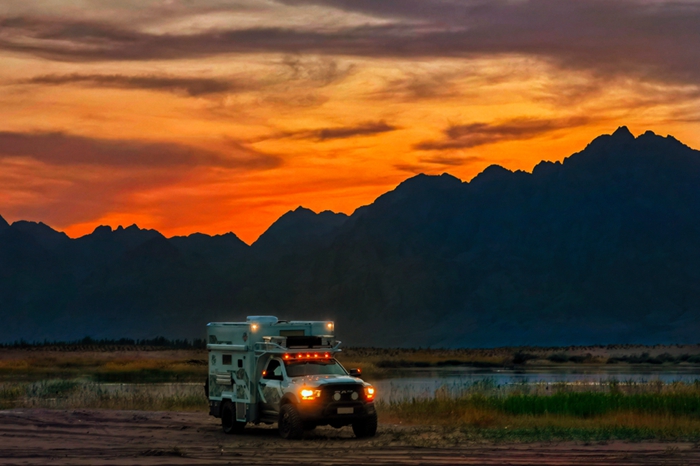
[364,386,375,401]
[300,389,321,400]
[251,323,259,332]
[326,322,334,332]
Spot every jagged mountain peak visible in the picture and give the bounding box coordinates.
[469,164,514,186]
[9,220,70,251]
[395,172,463,191]
[86,223,163,238]
[565,126,700,172]
[281,206,348,221]
[91,225,112,235]
[366,173,464,212]
[11,220,65,234]
[612,125,635,139]
[253,206,348,252]
[169,230,249,249]
[292,206,314,214]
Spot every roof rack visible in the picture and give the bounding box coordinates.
[254,339,341,357]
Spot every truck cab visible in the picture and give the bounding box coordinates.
[207,316,377,439]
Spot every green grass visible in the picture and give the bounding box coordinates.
[378,381,700,442]
[497,391,700,417]
[382,391,700,420]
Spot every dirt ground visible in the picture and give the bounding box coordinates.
[0,409,699,465]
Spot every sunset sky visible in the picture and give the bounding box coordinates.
[1,0,699,243]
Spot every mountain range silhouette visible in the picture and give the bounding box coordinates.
[2,127,700,347]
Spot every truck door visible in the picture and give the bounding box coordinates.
[259,359,285,417]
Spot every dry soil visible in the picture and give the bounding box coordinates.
[1,409,699,465]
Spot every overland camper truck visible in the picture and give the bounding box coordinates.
[206,316,377,439]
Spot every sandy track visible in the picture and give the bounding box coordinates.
[0,409,699,465]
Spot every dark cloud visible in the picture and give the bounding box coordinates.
[393,163,426,174]
[375,71,464,101]
[0,131,281,169]
[394,153,483,174]
[1,1,700,87]
[257,121,398,142]
[418,154,483,166]
[22,73,240,96]
[280,56,356,87]
[416,117,590,150]
[315,121,397,141]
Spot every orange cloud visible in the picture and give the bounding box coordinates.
[2,1,700,244]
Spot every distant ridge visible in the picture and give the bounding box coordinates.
[252,206,348,255]
[2,128,700,347]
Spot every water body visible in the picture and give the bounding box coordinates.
[371,366,700,402]
[30,366,700,404]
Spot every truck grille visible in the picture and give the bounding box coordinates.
[320,384,364,403]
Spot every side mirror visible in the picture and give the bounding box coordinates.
[349,368,362,377]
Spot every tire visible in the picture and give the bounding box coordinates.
[352,411,378,438]
[278,404,304,440]
[221,401,245,435]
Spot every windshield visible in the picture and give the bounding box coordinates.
[284,359,347,377]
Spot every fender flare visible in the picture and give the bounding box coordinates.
[280,392,300,406]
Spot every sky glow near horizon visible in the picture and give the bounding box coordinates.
[1,0,699,243]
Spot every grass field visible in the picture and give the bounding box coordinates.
[0,379,206,411]
[0,348,207,382]
[3,344,700,381]
[3,345,700,442]
[379,380,700,442]
[3,377,700,442]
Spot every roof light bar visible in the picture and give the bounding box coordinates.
[283,352,332,360]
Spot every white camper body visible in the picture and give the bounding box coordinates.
[207,316,338,422]
[206,316,377,439]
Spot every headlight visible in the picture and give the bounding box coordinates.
[364,386,375,401]
[300,389,321,400]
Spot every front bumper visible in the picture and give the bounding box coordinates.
[296,400,376,423]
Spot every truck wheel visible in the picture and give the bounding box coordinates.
[221,401,245,435]
[352,411,378,438]
[278,404,303,440]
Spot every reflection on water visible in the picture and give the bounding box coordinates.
[372,366,700,402]
[26,367,700,405]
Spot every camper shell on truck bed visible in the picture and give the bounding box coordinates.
[207,316,377,439]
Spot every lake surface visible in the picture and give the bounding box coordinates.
[371,366,700,402]
[27,366,700,404]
